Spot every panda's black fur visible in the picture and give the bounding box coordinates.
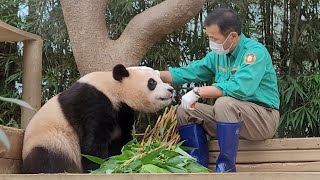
[58,82,135,172]
[21,64,173,174]
[21,146,81,173]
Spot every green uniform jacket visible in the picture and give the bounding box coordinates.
[168,33,280,110]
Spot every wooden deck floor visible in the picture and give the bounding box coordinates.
[1,172,320,180]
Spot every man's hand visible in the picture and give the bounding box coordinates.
[181,89,200,110]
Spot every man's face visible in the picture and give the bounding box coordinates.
[205,24,237,51]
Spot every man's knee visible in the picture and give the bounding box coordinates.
[213,96,240,122]
[176,104,189,126]
[214,96,237,112]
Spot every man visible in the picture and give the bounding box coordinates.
[137,7,280,172]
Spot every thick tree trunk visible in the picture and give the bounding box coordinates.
[60,0,206,75]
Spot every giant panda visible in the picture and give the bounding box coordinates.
[21,64,173,174]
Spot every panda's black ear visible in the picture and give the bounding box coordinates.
[113,64,129,82]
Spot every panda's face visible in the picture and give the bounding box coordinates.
[113,64,173,113]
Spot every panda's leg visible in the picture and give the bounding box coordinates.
[22,146,81,173]
[81,126,132,172]
[81,140,109,173]
[103,102,135,158]
[80,120,111,173]
[79,104,134,172]
[80,124,131,172]
[107,136,128,157]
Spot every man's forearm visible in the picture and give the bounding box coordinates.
[159,71,173,83]
[199,86,223,99]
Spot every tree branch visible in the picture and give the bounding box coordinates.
[61,0,206,75]
[115,0,206,66]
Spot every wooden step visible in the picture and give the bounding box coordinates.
[208,137,320,151]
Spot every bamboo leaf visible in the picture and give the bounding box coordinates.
[0,96,35,111]
[159,128,165,137]
[162,150,179,158]
[288,76,308,100]
[140,147,165,164]
[82,154,105,165]
[180,145,194,151]
[139,164,170,173]
[174,146,196,161]
[306,109,313,130]
[101,159,121,171]
[161,165,188,173]
[285,86,294,104]
[105,169,114,174]
[113,150,133,161]
[90,166,114,174]
[298,108,306,130]
[127,160,142,170]
[185,163,210,173]
[167,156,184,165]
[292,108,301,129]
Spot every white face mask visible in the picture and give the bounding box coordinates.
[209,33,233,55]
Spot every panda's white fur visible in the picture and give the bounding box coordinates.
[22,64,173,173]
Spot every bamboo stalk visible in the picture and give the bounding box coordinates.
[140,105,179,149]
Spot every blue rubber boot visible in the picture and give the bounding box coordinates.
[178,123,209,167]
[215,121,241,173]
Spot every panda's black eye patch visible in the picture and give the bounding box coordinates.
[148,78,157,91]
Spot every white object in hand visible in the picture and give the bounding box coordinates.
[181,90,200,110]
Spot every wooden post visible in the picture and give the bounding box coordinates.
[21,39,43,129]
[0,20,43,129]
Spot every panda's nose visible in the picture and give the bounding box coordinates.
[168,87,174,93]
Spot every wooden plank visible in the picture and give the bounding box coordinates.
[0,158,21,174]
[209,137,320,151]
[209,150,320,163]
[0,20,41,42]
[2,173,320,180]
[0,125,24,160]
[237,161,320,172]
[209,161,320,172]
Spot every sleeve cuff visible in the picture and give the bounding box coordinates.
[168,67,184,85]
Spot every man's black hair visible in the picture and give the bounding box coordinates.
[205,8,241,37]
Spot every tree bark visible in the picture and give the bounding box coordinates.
[288,0,302,75]
[280,0,289,75]
[60,0,206,76]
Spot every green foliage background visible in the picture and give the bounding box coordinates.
[0,0,319,137]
